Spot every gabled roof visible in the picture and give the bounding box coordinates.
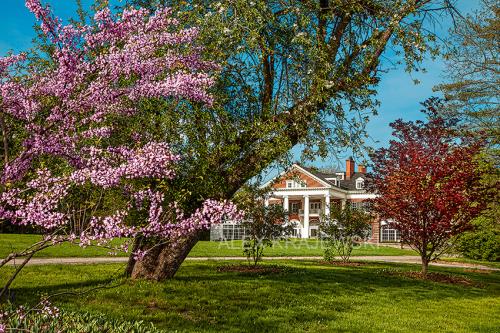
[301,166,338,187]
[292,164,333,188]
[340,172,369,191]
[302,165,369,191]
[263,163,369,192]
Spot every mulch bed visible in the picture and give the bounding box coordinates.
[319,260,366,267]
[216,264,288,275]
[463,269,493,274]
[382,270,479,286]
[435,260,490,268]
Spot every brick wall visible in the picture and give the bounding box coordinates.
[272,170,325,188]
[369,220,380,243]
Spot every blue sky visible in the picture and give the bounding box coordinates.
[366,0,480,150]
[0,0,481,172]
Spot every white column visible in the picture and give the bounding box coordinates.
[302,195,309,238]
[324,193,330,217]
[264,198,269,207]
[341,199,347,209]
[283,195,289,212]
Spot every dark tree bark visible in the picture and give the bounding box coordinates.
[421,256,429,276]
[130,230,203,280]
[125,236,142,277]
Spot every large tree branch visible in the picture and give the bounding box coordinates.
[260,37,274,114]
[217,0,437,195]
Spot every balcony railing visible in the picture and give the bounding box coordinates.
[298,208,322,215]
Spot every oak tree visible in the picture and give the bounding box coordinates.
[120,0,460,280]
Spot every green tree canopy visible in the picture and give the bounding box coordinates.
[122,0,461,279]
[436,0,499,145]
[435,0,499,243]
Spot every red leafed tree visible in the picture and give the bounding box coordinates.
[369,98,487,275]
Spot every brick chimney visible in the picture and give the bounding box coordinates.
[346,157,355,179]
[358,165,367,174]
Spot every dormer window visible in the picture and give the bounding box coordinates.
[326,178,337,186]
[336,172,345,180]
[355,178,365,190]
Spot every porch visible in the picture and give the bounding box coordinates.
[267,191,347,239]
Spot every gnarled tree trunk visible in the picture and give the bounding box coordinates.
[128,230,202,281]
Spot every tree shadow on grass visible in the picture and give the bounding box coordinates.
[0,263,125,305]
[161,261,499,332]
[4,277,119,305]
[2,261,499,333]
[176,260,498,295]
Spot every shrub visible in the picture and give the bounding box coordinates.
[234,185,294,266]
[454,217,499,261]
[320,204,371,263]
[241,203,294,266]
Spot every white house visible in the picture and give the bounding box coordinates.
[210,158,401,243]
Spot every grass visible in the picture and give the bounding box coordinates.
[1,260,499,332]
[189,239,416,257]
[0,233,126,258]
[0,234,416,258]
[439,257,500,269]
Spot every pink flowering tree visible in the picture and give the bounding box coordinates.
[0,0,241,295]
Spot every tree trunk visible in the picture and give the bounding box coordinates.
[129,230,202,281]
[421,257,429,276]
[125,236,142,277]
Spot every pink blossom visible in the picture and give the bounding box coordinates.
[0,1,236,260]
[133,249,147,261]
[39,299,59,318]
[1,0,216,183]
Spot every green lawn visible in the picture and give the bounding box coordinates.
[0,234,416,258]
[0,233,127,258]
[189,239,416,257]
[1,260,499,332]
[439,257,500,269]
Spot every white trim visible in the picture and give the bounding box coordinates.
[346,193,377,199]
[271,189,332,197]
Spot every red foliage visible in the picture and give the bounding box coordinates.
[369,99,488,270]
